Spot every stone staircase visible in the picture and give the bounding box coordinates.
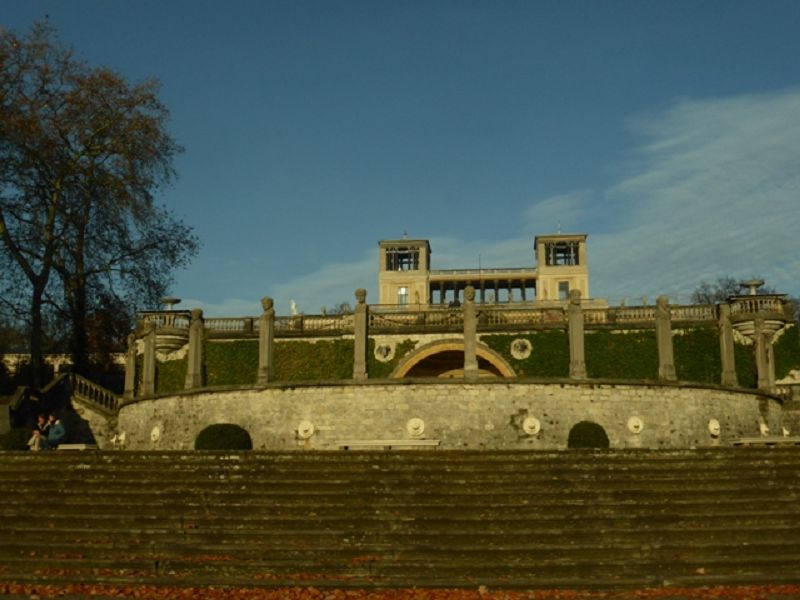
[1,448,799,591]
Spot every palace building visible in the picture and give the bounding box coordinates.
[378,233,592,307]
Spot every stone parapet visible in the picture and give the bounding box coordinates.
[117,380,782,451]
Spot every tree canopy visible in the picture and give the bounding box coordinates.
[690,276,775,305]
[0,22,198,386]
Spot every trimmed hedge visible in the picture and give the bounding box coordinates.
[586,330,658,380]
[150,322,800,389]
[673,327,721,384]
[367,338,417,379]
[156,356,187,394]
[194,424,252,450]
[274,339,353,381]
[775,324,800,380]
[205,340,258,386]
[483,330,570,378]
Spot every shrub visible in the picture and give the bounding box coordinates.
[0,428,32,451]
[194,423,252,450]
[567,421,610,449]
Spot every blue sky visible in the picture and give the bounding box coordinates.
[3,1,799,315]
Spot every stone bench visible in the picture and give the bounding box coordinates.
[337,439,441,450]
[56,443,99,451]
[732,436,800,446]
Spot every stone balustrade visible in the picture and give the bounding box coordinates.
[139,310,191,329]
[124,292,794,400]
[729,294,788,316]
[670,304,716,322]
[70,373,121,413]
[136,297,791,339]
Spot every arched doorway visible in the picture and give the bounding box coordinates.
[194,423,253,450]
[567,421,610,449]
[391,341,515,378]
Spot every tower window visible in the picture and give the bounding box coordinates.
[545,241,579,266]
[386,247,421,271]
[558,281,570,300]
[397,286,409,305]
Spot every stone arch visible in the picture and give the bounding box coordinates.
[567,421,610,449]
[194,423,253,450]
[390,340,515,379]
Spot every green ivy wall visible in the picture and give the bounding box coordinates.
[150,324,800,394]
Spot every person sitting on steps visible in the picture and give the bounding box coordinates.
[46,414,66,448]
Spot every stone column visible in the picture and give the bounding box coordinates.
[142,321,156,396]
[656,295,677,381]
[123,332,137,400]
[567,289,587,379]
[353,288,368,380]
[463,286,479,381]
[184,308,205,390]
[754,315,775,391]
[718,303,738,387]
[257,297,275,385]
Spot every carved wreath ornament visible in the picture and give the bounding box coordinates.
[510,338,532,360]
[374,343,395,362]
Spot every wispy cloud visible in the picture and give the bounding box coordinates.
[591,88,800,303]
[198,87,800,315]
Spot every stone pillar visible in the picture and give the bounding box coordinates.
[567,289,587,379]
[353,288,368,380]
[142,321,156,396]
[754,315,775,391]
[718,303,738,387]
[656,295,677,381]
[257,297,275,385]
[184,308,204,390]
[123,332,137,400]
[463,285,479,381]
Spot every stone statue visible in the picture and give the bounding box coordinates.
[656,295,670,316]
[258,296,275,385]
[290,300,298,316]
[353,289,368,379]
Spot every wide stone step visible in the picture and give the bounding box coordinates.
[3,547,799,588]
[5,448,800,469]
[2,448,800,590]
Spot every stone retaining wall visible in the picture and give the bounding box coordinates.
[116,380,782,451]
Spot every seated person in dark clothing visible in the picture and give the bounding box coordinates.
[36,414,49,436]
[47,414,66,448]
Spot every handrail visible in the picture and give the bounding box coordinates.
[69,373,121,414]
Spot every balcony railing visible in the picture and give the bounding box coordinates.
[729,295,788,316]
[137,297,792,342]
